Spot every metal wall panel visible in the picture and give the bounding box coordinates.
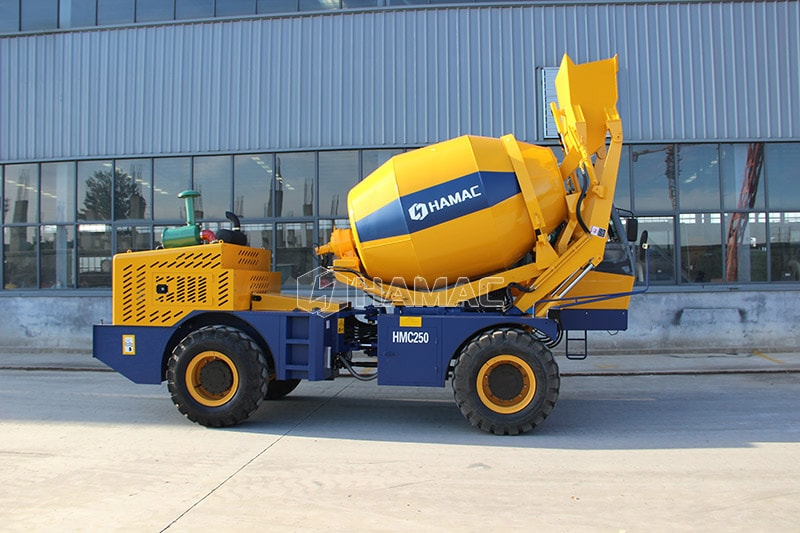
[1,1,798,162]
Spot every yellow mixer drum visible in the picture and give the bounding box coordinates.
[343,135,567,286]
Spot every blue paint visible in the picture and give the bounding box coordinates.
[355,171,520,243]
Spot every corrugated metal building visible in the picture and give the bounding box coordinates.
[1,0,798,353]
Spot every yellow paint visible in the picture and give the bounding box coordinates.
[250,293,347,314]
[752,350,785,365]
[316,55,631,317]
[112,242,280,327]
[476,355,537,415]
[337,318,345,334]
[185,351,239,407]
[122,334,136,355]
[399,316,422,327]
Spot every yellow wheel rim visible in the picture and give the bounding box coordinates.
[185,351,239,407]
[476,355,536,414]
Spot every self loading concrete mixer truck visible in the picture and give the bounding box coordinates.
[93,55,646,435]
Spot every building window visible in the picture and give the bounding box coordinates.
[41,162,76,223]
[4,226,37,289]
[21,0,58,31]
[136,0,175,22]
[115,159,152,220]
[257,0,297,14]
[97,0,134,25]
[176,0,213,19]
[78,223,112,287]
[234,154,273,219]
[59,0,96,28]
[677,144,720,211]
[770,212,800,282]
[361,149,402,179]
[40,225,75,288]
[319,151,358,218]
[725,212,767,283]
[77,161,114,221]
[153,158,190,221]
[0,0,20,32]
[680,213,723,284]
[275,153,316,218]
[721,143,765,211]
[3,144,800,292]
[4,164,38,224]
[216,0,255,17]
[632,144,676,213]
[193,156,232,221]
[766,144,800,211]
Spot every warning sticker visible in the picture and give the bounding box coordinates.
[590,226,607,238]
[122,335,136,355]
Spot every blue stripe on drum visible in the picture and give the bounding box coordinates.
[355,171,520,243]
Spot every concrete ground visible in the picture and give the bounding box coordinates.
[1,351,799,531]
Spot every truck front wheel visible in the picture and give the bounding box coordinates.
[452,328,560,435]
[167,325,268,427]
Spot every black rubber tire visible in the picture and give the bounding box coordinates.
[452,327,560,435]
[265,378,301,400]
[167,325,268,427]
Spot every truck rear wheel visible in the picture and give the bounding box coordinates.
[167,325,268,427]
[452,328,559,435]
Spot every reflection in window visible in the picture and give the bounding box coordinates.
[136,0,175,22]
[632,144,676,212]
[769,212,800,282]
[319,151,358,217]
[78,161,113,221]
[78,223,112,287]
[614,145,631,211]
[637,216,675,284]
[3,226,37,289]
[299,0,340,10]
[362,149,402,179]
[41,162,75,223]
[234,154,273,219]
[59,0,96,28]
[4,164,38,224]
[319,219,350,244]
[97,0,134,24]
[680,213,722,283]
[766,144,800,211]
[275,153,315,218]
[276,222,314,285]
[115,159,151,220]
[725,213,766,282]
[21,0,58,31]
[677,144,720,211]
[241,223,274,251]
[193,156,232,220]
[153,158,190,220]
[721,143,765,210]
[117,226,151,253]
[40,225,74,288]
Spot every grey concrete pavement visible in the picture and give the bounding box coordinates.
[1,365,799,531]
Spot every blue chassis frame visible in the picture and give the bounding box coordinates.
[93,305,627,388]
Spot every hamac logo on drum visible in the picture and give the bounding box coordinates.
[408,202,429,221]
